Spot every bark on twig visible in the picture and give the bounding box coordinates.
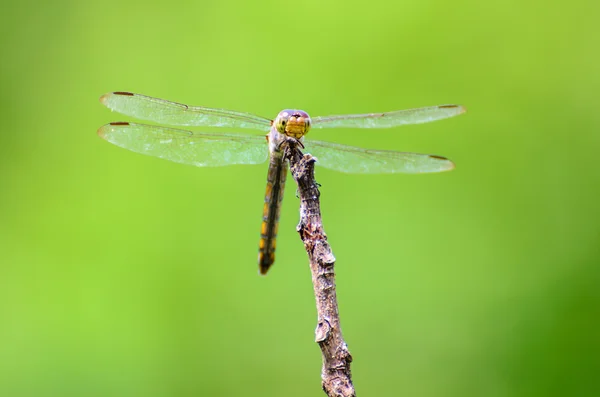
[285,141,356,397]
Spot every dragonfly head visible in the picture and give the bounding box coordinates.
[274,109,311,139]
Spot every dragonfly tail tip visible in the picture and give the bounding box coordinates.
[258,267,270,276]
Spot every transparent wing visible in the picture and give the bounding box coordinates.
[304,139,454,174]
[97,122,269,167]
[99,92,272,130]
[312,105,466,129]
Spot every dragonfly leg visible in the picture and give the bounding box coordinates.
[277,136,304,151]
[293,137,305,149]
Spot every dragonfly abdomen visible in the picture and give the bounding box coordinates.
[258,157,288,275]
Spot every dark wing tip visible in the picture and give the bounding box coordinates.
[429,154,448,160]
[439,104,467,114]
[99,92,134,106]
[429,155,456,171]
[97,122,130,138]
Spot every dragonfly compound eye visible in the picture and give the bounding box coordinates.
[275,109,311,139]
[275,111,291,134]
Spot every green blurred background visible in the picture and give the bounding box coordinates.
[1,0,599,396]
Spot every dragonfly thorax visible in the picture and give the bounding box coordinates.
[274,109,311,139]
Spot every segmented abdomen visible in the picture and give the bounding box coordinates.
[258,155,287,275]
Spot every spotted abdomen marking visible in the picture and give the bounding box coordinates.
[258,155,287,275]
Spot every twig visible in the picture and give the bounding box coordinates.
[285,141,356,397]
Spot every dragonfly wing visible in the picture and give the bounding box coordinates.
[98,122,268,167]
[312,104,466,129]
[304,139,454,174]
[100,92,272,130]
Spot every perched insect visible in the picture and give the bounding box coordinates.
[98,92,465,274]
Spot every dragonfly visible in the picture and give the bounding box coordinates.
[97,92,466,275]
